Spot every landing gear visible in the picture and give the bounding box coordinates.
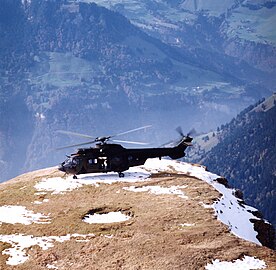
[73,175,78,179]
[118,172,124,178]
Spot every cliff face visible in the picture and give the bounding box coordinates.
[0,159,275,269]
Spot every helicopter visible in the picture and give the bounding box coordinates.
[57,126,193,179]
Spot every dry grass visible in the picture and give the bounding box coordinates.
[0,168,275,270]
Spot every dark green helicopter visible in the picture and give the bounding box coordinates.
[57,126,193,179]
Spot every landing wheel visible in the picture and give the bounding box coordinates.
[118,172,124,178]
[73,175,77,179]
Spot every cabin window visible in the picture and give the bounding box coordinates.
[88,159,93,165]
[88,159,98,164]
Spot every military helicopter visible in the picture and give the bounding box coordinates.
[57,126,193,179]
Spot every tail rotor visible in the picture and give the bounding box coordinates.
[176,126,196,139]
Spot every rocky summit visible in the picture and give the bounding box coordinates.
[0,159,275,269]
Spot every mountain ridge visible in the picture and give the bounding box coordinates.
[89,0,276,73]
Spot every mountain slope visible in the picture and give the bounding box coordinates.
[0,159,275,269]
[0,0,274,184]
[90,0,276,73]
[188,94,276,229]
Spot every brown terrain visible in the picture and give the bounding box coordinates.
[0,167,275,270]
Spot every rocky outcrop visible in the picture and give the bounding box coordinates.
[251,219,275,250]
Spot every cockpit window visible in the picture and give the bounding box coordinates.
[64,158,71,165]
[64,157,80,166]
[73,158,80,164]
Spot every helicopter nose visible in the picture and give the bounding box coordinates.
[58,164,65,172]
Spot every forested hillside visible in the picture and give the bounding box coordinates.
[191,95,276,228]
[0,0,275,184]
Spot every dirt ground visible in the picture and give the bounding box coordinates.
[0,168,275,270]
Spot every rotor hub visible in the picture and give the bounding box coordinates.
[95,136,111,144]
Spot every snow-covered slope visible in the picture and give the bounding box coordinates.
[0,159,275,269]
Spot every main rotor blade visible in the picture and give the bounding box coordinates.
[56,141,95,150]
[159,140,176,148]
[56,130,95,140]
[112,139,149,145]
[112,125,152,138]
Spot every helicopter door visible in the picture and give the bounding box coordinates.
[86,158,98,169]
[86,157,109,171]
[98,157,109,170]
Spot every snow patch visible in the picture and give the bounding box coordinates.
[0,233,95,266]
[103,234,113,239]
[123,185,188,199]
[35,177,84,194]
[180,223,195,227]
[46,264,59,269]
[35,167,150,195]
[32,200,43,205]
[199,202,213,209]
[205,255,267,270]
[0,234,68,265]
[0,205,51,225]
[83,211,131,224]
[32,198,49,205]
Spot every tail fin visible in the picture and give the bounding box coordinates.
[177,136,193,147]
[169,136,193,159]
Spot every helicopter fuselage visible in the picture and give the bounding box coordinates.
[58,136,192,178]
